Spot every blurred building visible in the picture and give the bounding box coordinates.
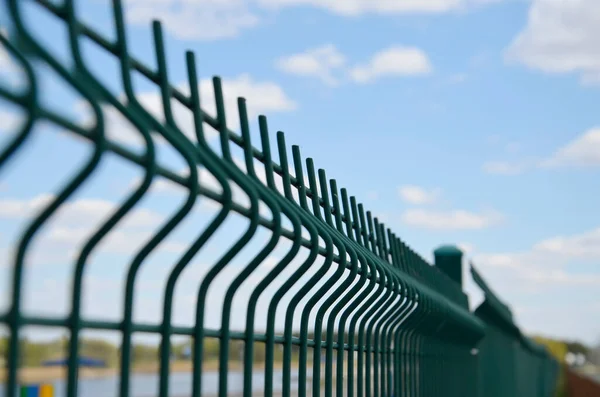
[588,344,600,367]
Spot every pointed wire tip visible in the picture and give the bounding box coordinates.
[185,52,197,74]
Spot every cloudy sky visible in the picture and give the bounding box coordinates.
[0,0,599,347]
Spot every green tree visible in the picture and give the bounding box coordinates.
[131,343,158,364]
[565,341,589,357]
[80,338,118,367]
[532,335,568,397]
[204,338,219,360]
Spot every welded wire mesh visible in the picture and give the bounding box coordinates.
[0,1,557,397]
[471,265,560,397]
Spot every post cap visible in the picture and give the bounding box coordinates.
[433,244,463,288]
[433,245,464,256]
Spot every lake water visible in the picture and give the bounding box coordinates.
[1,370,311,397]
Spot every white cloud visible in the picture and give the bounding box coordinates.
[0,42,10,69]
[198,74,297,132]
[512,302,600,345]
[123,0,502,41]
[470,242,600,311]
[0,31,26,89]
[474,253,522,269]
[349,46,432,83]
[482,160,528,175]
[398,185,439,204]
[0,194,169,269]
[468,226,600,343]
[475,253,600,288]
[0,29,16,73]
[276,44,346,86]
[483,127,600,174]
[79,104,149,147]
[129,177,190,195]
[79,75,296,147]
[458,242,475,255]
[533,227,600,259]
[401,208,502,230]
[45,226,187,256]
[0,194,163,228]
[125,150,313,217]
[506,0,600,84]
[0,110,22,134]
[520,268,600,286]
[277,45,433,86]
[258,0,500,16]
[14,251,324,336]
[124,0,259,40]
[130,163,234,195]
[0,194,55,218]
[541,127,600,167]
[474,227,600,278]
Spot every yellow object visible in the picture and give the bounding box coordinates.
[39,384,53,397]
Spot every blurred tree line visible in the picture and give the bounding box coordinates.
[0,330,360,368]
[531,335,595,397]
[0,335,297,367]
[532,336,591,361]
[3,332,590,370]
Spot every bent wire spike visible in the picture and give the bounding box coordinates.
[0,1,559,397]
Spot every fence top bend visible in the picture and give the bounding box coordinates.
[471,263,557,360]
[0,0,485,335]
[0,2,561,397]
[0,1,491,397]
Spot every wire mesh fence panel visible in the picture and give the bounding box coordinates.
[0,1,558,397]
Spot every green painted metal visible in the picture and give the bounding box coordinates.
[0,1,558,396]
[433,245,464,288]
[471,264,560,397]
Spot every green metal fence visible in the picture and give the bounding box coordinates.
[470,265,560,397]
[0,1,558,397]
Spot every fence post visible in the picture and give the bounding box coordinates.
[433,245,463,288]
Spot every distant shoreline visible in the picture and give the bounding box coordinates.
[1,361,223,384]
[0,361,304,384]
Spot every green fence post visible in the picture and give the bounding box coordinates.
[434,245,473,396]
[433,245,464,288]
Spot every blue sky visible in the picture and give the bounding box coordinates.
[0,0,599,347]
